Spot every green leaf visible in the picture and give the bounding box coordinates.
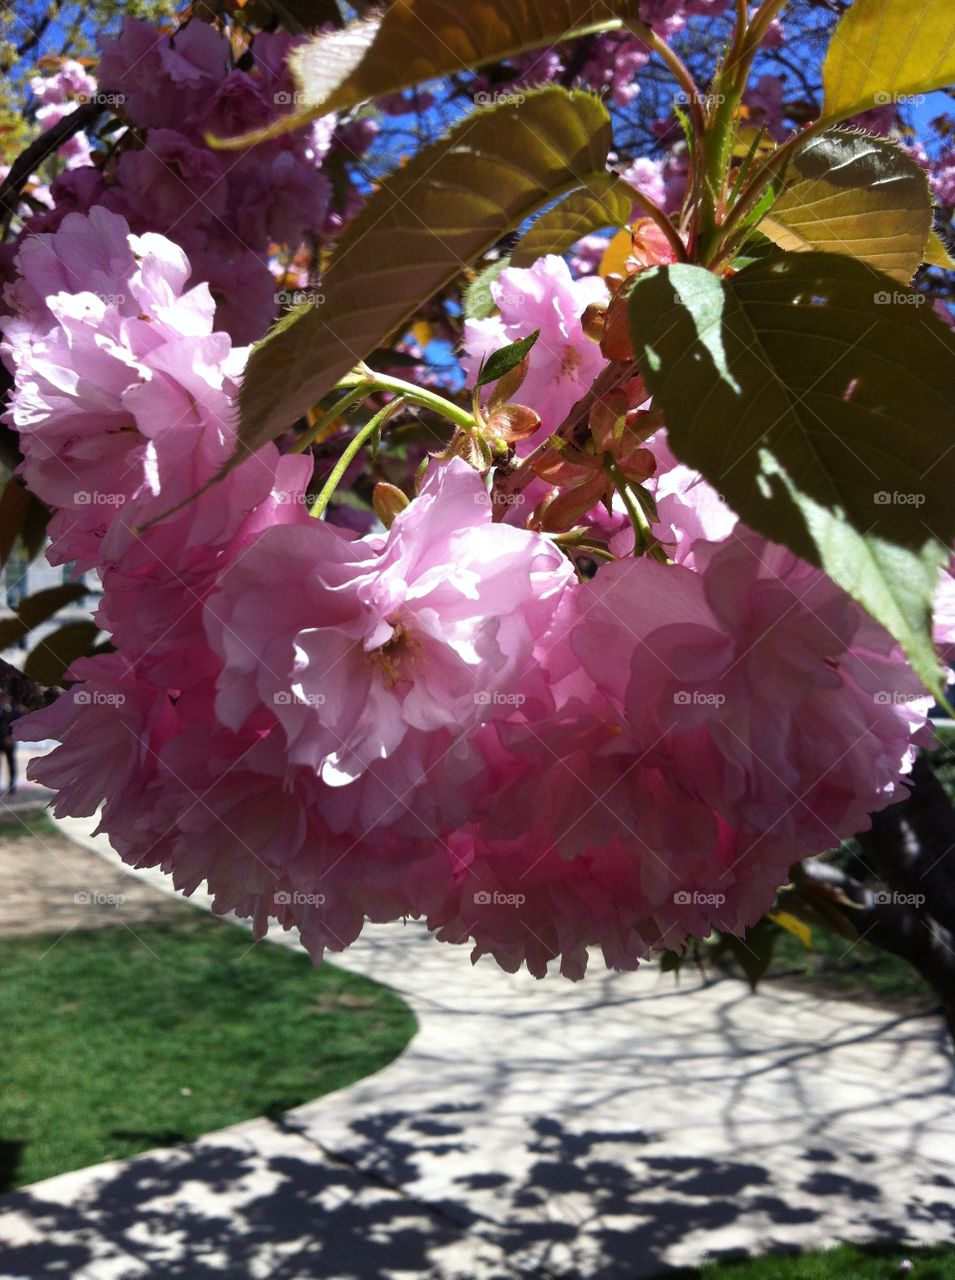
[24,621,100,687]
[719,919,780,990]
[213,0,633,146]
[464,257,512,321]
[628,253,955,696]
[0,583,89,650]
[20,493,51,563]
[0,480,50,570]
[822,0,955,120]
[476,331,540,389]
[16,583,89,630]
[924,229,955,270]
[510,174,633,268]
[760,131,933,284]
[0,618,26,649]
[238,88,613,454]
[0,477,29,570]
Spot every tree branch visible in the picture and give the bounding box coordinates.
[0,655,60,710]
[0,101,100,226]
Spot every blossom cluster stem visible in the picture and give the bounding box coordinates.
[337,369,476,431]
[309,397,408,520]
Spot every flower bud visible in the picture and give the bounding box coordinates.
[581,301,607,344]
[373,482,410,528]
[487,403,542,443]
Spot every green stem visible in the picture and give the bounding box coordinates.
[742,0,789,57]
[605,456,648,556]
[290,383,372,454]
[625,20,707,143]
[696,0,791,262]
[309,398,408,519]
[624,19,708,250]
[713,114,830,265]
[337,370,476,430]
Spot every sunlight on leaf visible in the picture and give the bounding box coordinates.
[629,254,955,696]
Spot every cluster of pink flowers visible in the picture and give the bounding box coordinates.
[29,59,99,171]
[21,19,373,344]
[1,207,941,980]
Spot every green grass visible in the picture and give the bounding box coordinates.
[667,1242,955,1279]
[767,926,933,1003]
[0,812,59,840]
[0,911,416,1189]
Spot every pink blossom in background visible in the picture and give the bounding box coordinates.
[30,60,97,107]
[742,74,788,141]
[619,156,668,212]
[29,61,99,170]
[579,36,649,106]
[569,234,609,277]
[930,148,955,208]
[461,255,608,444]
[104,130,228,233]
[96,18,230,131]
[46,18,338,345]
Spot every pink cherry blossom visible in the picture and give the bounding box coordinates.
[574,533,933,856]
[1,209,265,568]
[205,457,575,790]
[461,255,608,445]
[97,18,230,131]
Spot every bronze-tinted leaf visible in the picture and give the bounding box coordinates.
[213,0,635,146]
[760,131,932,283]
[238,88,613,454]
[510,174,633,267]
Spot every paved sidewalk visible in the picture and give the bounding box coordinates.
[0,814,953,1279]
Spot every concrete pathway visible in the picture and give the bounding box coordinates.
[0,814,953,1279]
